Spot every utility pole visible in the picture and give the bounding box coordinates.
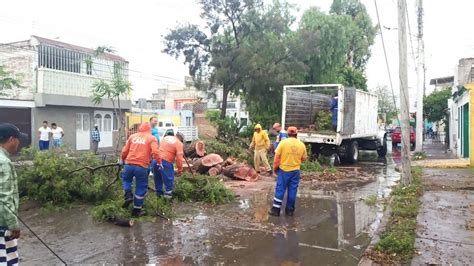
[415,0,424,152]
[398,0,412,185]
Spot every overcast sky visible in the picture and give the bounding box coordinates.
[1,0,473,107]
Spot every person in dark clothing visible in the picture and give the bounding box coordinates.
[330,92,338,131]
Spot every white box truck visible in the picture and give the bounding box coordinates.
[281,84,387,163]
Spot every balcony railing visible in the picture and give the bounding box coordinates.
[37,68,129,99]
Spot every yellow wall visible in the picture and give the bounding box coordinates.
[126,113,181,127]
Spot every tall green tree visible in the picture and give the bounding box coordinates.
[240,1,306,127]
[0,65,22,95]
[298,8,353,84]
[163,0,263,119]
[330,0,377,70]
[423,87,452,123]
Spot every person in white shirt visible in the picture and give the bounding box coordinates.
[51,123,64,149]
[38,121,52,151]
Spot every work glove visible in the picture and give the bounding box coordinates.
[117,158,124,166]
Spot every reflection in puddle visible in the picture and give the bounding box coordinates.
[19,156,400,265]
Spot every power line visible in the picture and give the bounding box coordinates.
[0,42,185,84]
[405,0,418,72]
[373,0,400,120]
[3,204,67,265]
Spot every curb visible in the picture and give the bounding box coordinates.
[411,159,470,168]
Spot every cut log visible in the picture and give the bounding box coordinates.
[184,140,206,159]
[208,165,223,176]
[108,215,134,227]
[192,153,224,174]
[223,164,258,182]
[223,157,237,167]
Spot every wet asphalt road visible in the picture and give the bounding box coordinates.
[18,151,400,265]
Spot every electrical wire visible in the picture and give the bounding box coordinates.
[405,0,418,72]
[0,42,185,84]
[3,204,67,265]
[373,0,401,123]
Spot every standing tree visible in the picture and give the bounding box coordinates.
[330,0,377,70]
[373,85,397,123]
[0,65,22,95]
[423,87,452,124]
[163,0,263,119]
[239,1,307,127]
[90,48,132,154]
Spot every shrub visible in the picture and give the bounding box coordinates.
[174,174,235,204]
[301,160,322,172]
[206,110,243,139]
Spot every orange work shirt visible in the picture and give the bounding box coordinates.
[121,132,160,168]
[159,136,184,172]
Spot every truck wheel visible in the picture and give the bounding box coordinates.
[346,140,359,164]
[377,137,388,157]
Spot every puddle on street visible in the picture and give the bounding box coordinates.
[19,154,400,265]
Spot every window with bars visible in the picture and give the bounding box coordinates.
[152,100,165,110]
[38,45,82,73]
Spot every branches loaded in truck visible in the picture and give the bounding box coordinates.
[281,84,387,164]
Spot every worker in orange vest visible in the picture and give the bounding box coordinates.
[121,123,160,217]
[154,131,184,199]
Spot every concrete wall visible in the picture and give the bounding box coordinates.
[456,58,474,85]
[0,42,36,100]
[32,105,124,153]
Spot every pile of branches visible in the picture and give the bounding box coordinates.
[16,147,122,205]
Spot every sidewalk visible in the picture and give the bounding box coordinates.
[411,143,474,265]
[411,141,470,168]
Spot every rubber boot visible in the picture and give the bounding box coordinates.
[131,207,143,217]
[122,191,133,208]
[285,209,294,216]
[268,207,281,217]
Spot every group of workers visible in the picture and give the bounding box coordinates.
[123,118,308,217]
[120,116,184,217]
[250,122,307,216]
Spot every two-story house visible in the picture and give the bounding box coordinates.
[0,36,132,151]
[448,58,474,165]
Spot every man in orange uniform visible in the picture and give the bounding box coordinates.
[154,132,184,199]
[269,127,307,217]
[121,123,160,216]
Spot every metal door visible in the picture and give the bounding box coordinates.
[462,104,469,158]
[75,113,90,150]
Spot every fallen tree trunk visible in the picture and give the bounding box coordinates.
[108,215,134,227]
[192,153,224,174]
[184,140,206,159]
[208,164,223,176]
[223,164,258,182]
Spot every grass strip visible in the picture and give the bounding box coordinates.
[372,167,423,263]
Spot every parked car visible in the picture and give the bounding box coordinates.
[391,126,415,148]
